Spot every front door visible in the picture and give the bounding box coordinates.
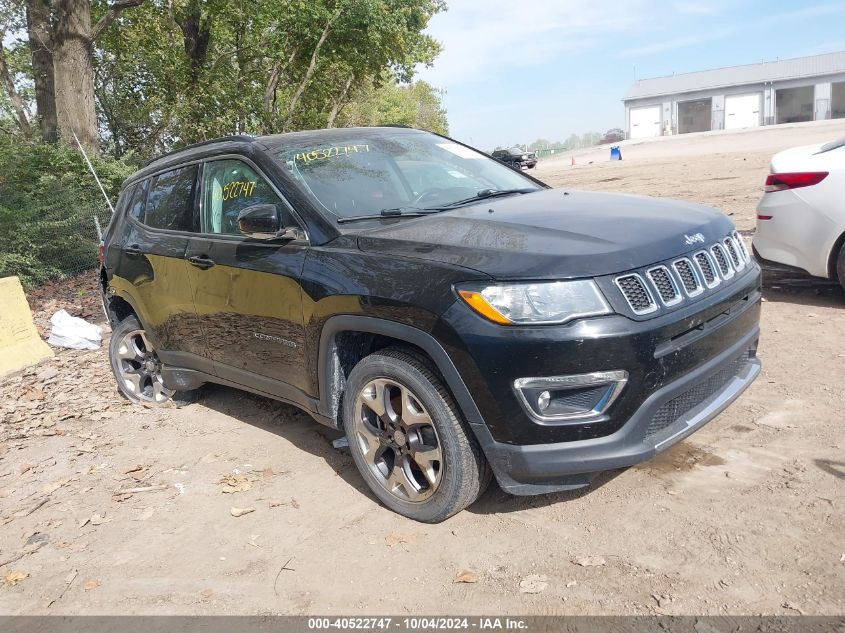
[184,157,309,397]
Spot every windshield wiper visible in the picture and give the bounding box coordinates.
[336,206,442,224]
[436,187,539,209]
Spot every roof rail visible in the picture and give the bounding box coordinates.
[142,135,256,167]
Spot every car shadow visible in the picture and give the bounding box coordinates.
[814,459,845,481]
[191,383,624,515]
[761,282,844,307]
[468,469,625,516]
[194,383,378,501]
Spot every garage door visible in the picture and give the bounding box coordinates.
[725,93,761,130]
[629,106,661,139]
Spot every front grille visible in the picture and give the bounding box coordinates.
[711,244,734,278]
[694,251,719,287]
[732,231,750,262]
[647,266,681,305]
[613,232,752,317]
[646,351,752,438]
[615,274,657,314]
[673,258,702,296]
[724,237,743,270]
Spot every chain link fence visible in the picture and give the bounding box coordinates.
[0,205,113,287]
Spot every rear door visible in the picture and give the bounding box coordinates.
[112,165,207,360]
[184,156,310,397]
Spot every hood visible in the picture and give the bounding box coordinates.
[356,189,734,279]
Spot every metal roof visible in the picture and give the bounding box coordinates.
[624,51,845,101]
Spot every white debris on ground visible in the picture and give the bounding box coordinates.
[47,310,101,350]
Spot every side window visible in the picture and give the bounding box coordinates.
[126,179,149,221]
[201,159,295,235]
[143,166,198,232]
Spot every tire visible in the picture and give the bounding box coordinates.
[837,241,845,293]
[108,315,197,406]
[343,348,489,522]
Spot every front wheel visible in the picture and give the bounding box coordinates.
[343,349,490,522]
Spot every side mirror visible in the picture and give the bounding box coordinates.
[237,203,305,242]
[237,203,280,240]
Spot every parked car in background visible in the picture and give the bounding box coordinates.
[100,127,761,522]
[601,128,625,144]
[753,137,845,290]
[492,147,538,169]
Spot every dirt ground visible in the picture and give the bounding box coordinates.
[2,121,844,616]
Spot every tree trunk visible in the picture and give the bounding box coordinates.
[25,0,58,142]
[175,0,211,83]
[326,74,354,128]
[53,0,99,150]
[284,5,343,129]
[262,45,298,133]
[0,38,31,132]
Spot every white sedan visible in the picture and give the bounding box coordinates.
[753,137,845,290]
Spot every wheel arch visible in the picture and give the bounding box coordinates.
[827,229,845,281]
[317,316,490,443]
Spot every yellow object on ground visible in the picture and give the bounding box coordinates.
[0,276,54,377]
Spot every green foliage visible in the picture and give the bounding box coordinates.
[0,134,135,285]
[342,79,448,134]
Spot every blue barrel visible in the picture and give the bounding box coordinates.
[610,146,622,161]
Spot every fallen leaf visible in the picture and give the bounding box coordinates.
[41,477,71,495]
[262,467,274,477]
[454,570,479,584]
[90,513,111,526]
[268,499,285,508]
[573,556,606,567]
[83,579,101,591]
[200,588,214,598]
[519,574,548,594]
[230,506,255,517]
[123,465,144,474]
[219,474,254,494]
[3,570,29,586]
[19,463,32,475]
[385,532,416,548]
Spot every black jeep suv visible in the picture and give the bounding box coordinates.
[492,147,538,169]
[100,127,761,522]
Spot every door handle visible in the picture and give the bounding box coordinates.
[187,255,215,269]
[124,244,143,256]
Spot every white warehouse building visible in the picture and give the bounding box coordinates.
[623,51,845,139]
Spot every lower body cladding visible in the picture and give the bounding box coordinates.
[488,330,759,495]
[441,267,762,496]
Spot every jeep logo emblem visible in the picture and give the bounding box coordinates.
[684,233,705,246]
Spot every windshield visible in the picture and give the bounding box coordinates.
[273,131,542,220]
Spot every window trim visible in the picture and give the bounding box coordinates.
[124,158,203,237]
[196,154,309,244]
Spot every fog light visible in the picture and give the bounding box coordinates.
[513,370,628,424]
[537,391,551,411]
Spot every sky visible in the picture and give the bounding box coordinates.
[415,0,845,149]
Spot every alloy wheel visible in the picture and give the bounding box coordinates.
[353,378,443,502]
[114,328,174,403]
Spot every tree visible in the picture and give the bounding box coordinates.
[0,1,30,132]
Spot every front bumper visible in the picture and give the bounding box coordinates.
[486,326,759,495]
[437,262,762,495]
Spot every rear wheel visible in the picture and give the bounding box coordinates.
[108,316,194,405]
[837,242,845,293]
[343,348,489,522]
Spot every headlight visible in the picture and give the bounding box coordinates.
[522,154,528,159]
[457,280,612,325]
